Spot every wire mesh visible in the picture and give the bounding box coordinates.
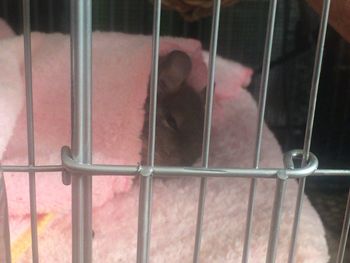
[0,0,349,263]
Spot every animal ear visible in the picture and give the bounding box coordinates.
[158,50,192,95]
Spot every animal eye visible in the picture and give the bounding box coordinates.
[165,113,178,131]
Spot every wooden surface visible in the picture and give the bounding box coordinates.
[307,0,350,42]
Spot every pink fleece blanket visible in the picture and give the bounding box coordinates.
[0,19,328,262]
[0,30,225,215]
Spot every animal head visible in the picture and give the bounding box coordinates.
[142,50,205,166]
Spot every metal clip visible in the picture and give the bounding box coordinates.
[283,149,319,178]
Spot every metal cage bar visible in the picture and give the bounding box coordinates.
[242,0,278,261]
[288,0,331,262]
[265,176,287,263]
[70,0,93,262]
[4,165,350,178]
[193,1,221,262]
[1,0,350,262]
[22,0,39,262]
[136,0,161,262]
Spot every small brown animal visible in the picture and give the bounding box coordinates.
[141,50,205,166]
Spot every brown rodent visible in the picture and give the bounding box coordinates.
[141,50,205,166]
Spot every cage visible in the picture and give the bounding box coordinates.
[0,0,349,262]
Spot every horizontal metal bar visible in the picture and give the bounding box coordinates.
[2,163,348,178]
[2,149,349,178]
[314,170,350,176]
[154,163,318,179]
[1,165,63,173]
[60,146,319,178]
[62,146,138,175]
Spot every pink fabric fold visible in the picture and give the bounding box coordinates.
[0,24,252,215]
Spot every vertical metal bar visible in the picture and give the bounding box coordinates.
[193,1,221,263]
[136,0,161,262]
[22,1,39,262]
[336,189,350,263]
[193,179,207,263]
[70,0,76,146]
[288,1,330,262]
[265,176,287,263]
[241,0,278,262]
[70,0,93,262]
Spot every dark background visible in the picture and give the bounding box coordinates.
[1,0,349,260]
